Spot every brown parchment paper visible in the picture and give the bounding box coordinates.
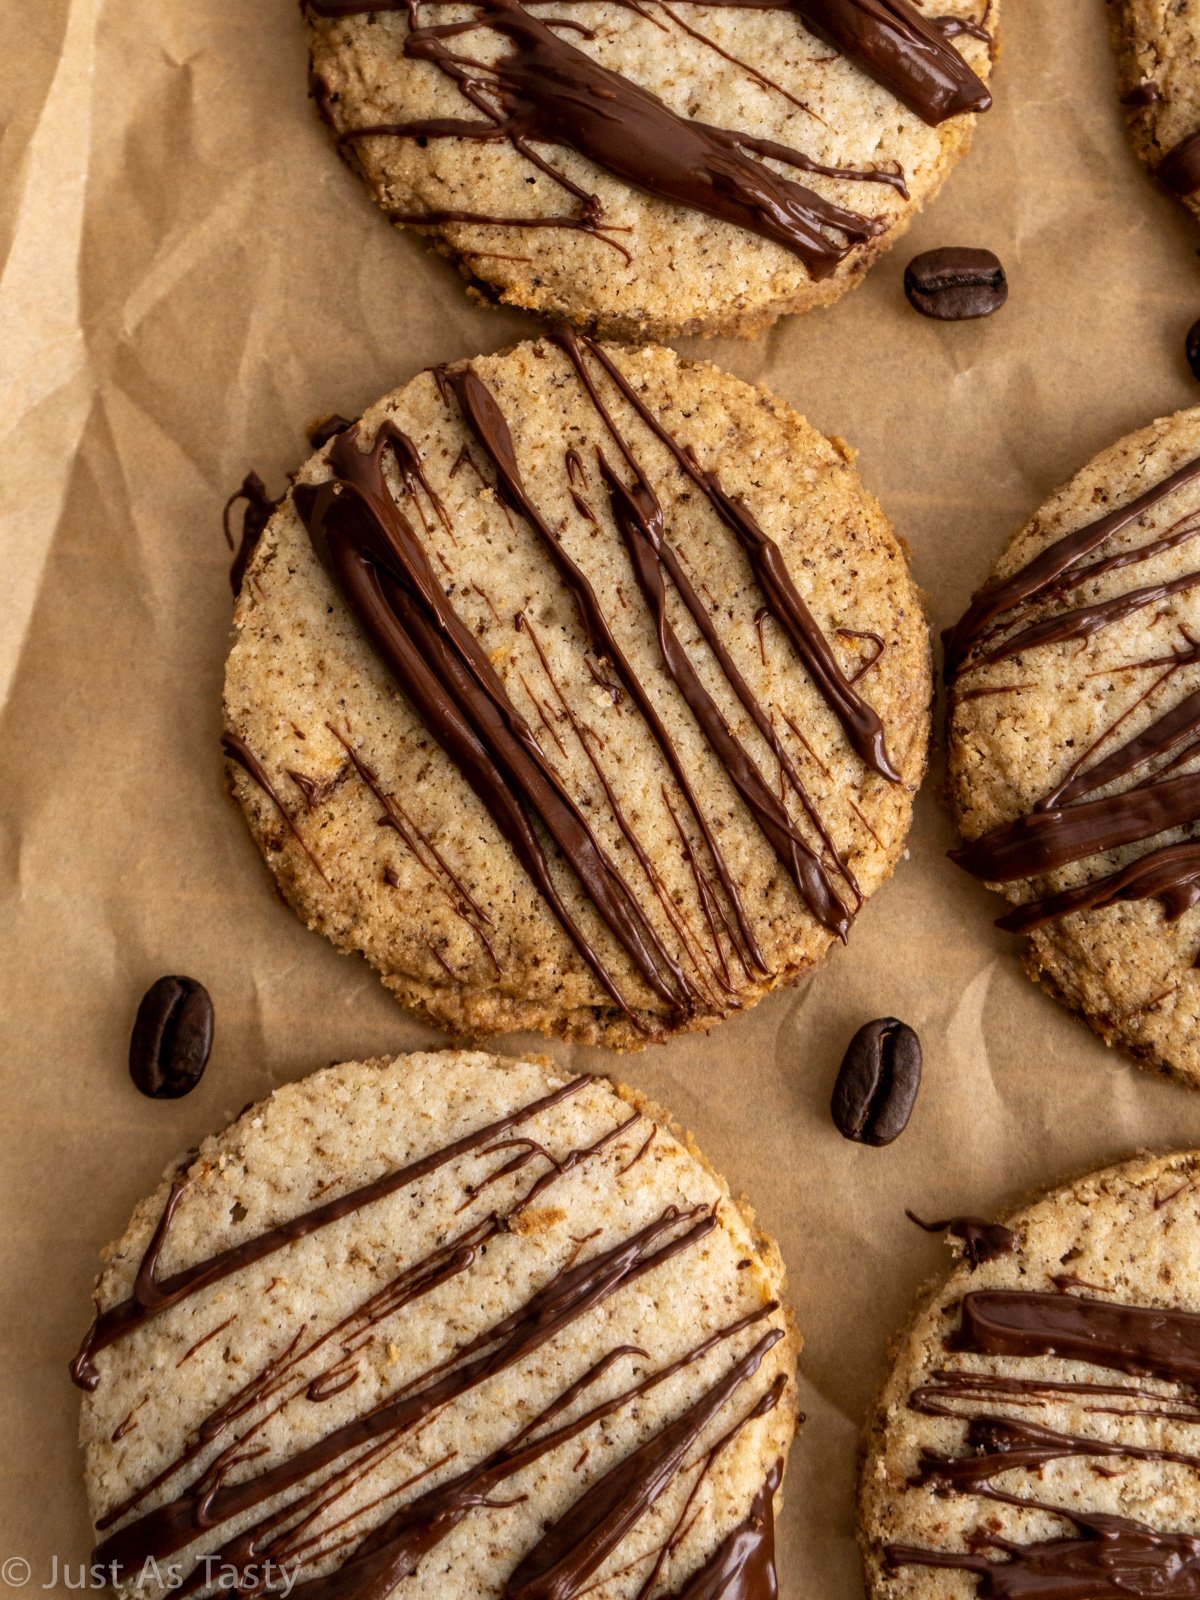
[9,1,1200,1593]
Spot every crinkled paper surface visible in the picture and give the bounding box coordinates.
[6,2,1200,1594]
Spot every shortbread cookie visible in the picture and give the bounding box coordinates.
[860,1150,1200,1600]
[303,0,998,340]
[946,408,1200,1086]
[222,335,931,1049]
[1110,0,1200,216]
[73,1051,799,1600]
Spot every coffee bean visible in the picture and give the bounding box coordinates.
[1187,317,1200,381]
[904,248,1007,321]
[129,976,214,1099]
[831,1017,922,1147]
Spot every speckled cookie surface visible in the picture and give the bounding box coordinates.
[1110,0,1200,218]
[947,408,1200,1086]
[77,1049,799,1599]
[222,336,930,1050]
[859,1150,1200,1600]
[303,1,998,340]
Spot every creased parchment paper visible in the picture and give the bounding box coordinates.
[7,2,1200,1594]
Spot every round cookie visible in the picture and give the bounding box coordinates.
[74,1050,800,1600]
[222,335,931,1050]
[860,1150,1200,1600]
[946,408,1200,1086]
[1109,0,1200,215]
[302,0,998,340]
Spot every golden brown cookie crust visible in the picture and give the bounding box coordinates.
[305,2,998,340]
[223,337,931,1049]
[1110,0,1200,219]
[947,408,1200,1087]
[859,1149,1200,1600]
[78,1050,801,1600]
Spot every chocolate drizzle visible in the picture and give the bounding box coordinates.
[305,0,989,273]
[946,447,1200,942]
[232,335,899,1027]
[906,1210,1017,1268]
[74,1078,790,1598]
[886,1264,1200,1596]
[70,1076,589,1389]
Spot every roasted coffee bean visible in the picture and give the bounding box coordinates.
[1187,317,1200,381]
[904,248,1007,321]
[831,1017,922,1146]
[129,976,214,1099]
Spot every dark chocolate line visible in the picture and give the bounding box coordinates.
[598,451,850,935]
[70,1075,588,1390]
[559,332,864,909]
[945,452,1200,675]
[553,328,899,782]
[949,769,1200,883]
[442,363,773,972]
[307,0,988,128]
[953,1288,1200,1387]
[294,423,693,1017]
[96,1206,718,1572]
[914,1413,1200,1492]
[221,732,330,884]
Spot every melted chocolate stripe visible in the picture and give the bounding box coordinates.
[887,1285,1200,1594]
[391,0,883,281]
[227,1313,781,1600]
[953,1289,1200,1386]
[995,838,1200,935]
[949,769,1200,883]
[69,1075,588,1389]
[503,1328,782,1598]
[307,0,988,128]
[945,451,1200,674]
[296,423,694,1015]
[662,1460,781,1600]
[555,329,899,782]
[1044,686,1200,809]
[558,330,864,908]
[222,733,330,884]
[887,1489,1200,1600]
[443,365,774,970]
[599,455,850,935]
[915,1414,1200,1492]
[94,1207,717,1570]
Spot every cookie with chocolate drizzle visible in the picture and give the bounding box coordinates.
[860,1150,1200,1600]
[947,408,1200,1085]
[303,0,997,339]
[1110,0,1200,218]
[222,336,930,1048]
[74,1049,799,1600]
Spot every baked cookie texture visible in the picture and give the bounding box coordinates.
[947,408,1200,1087]
[75,1050,800,1600]
[303,0,998,340]
[223,337,931,1049]
[1110,0,1200,218]
[860,1150,1200,1600]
